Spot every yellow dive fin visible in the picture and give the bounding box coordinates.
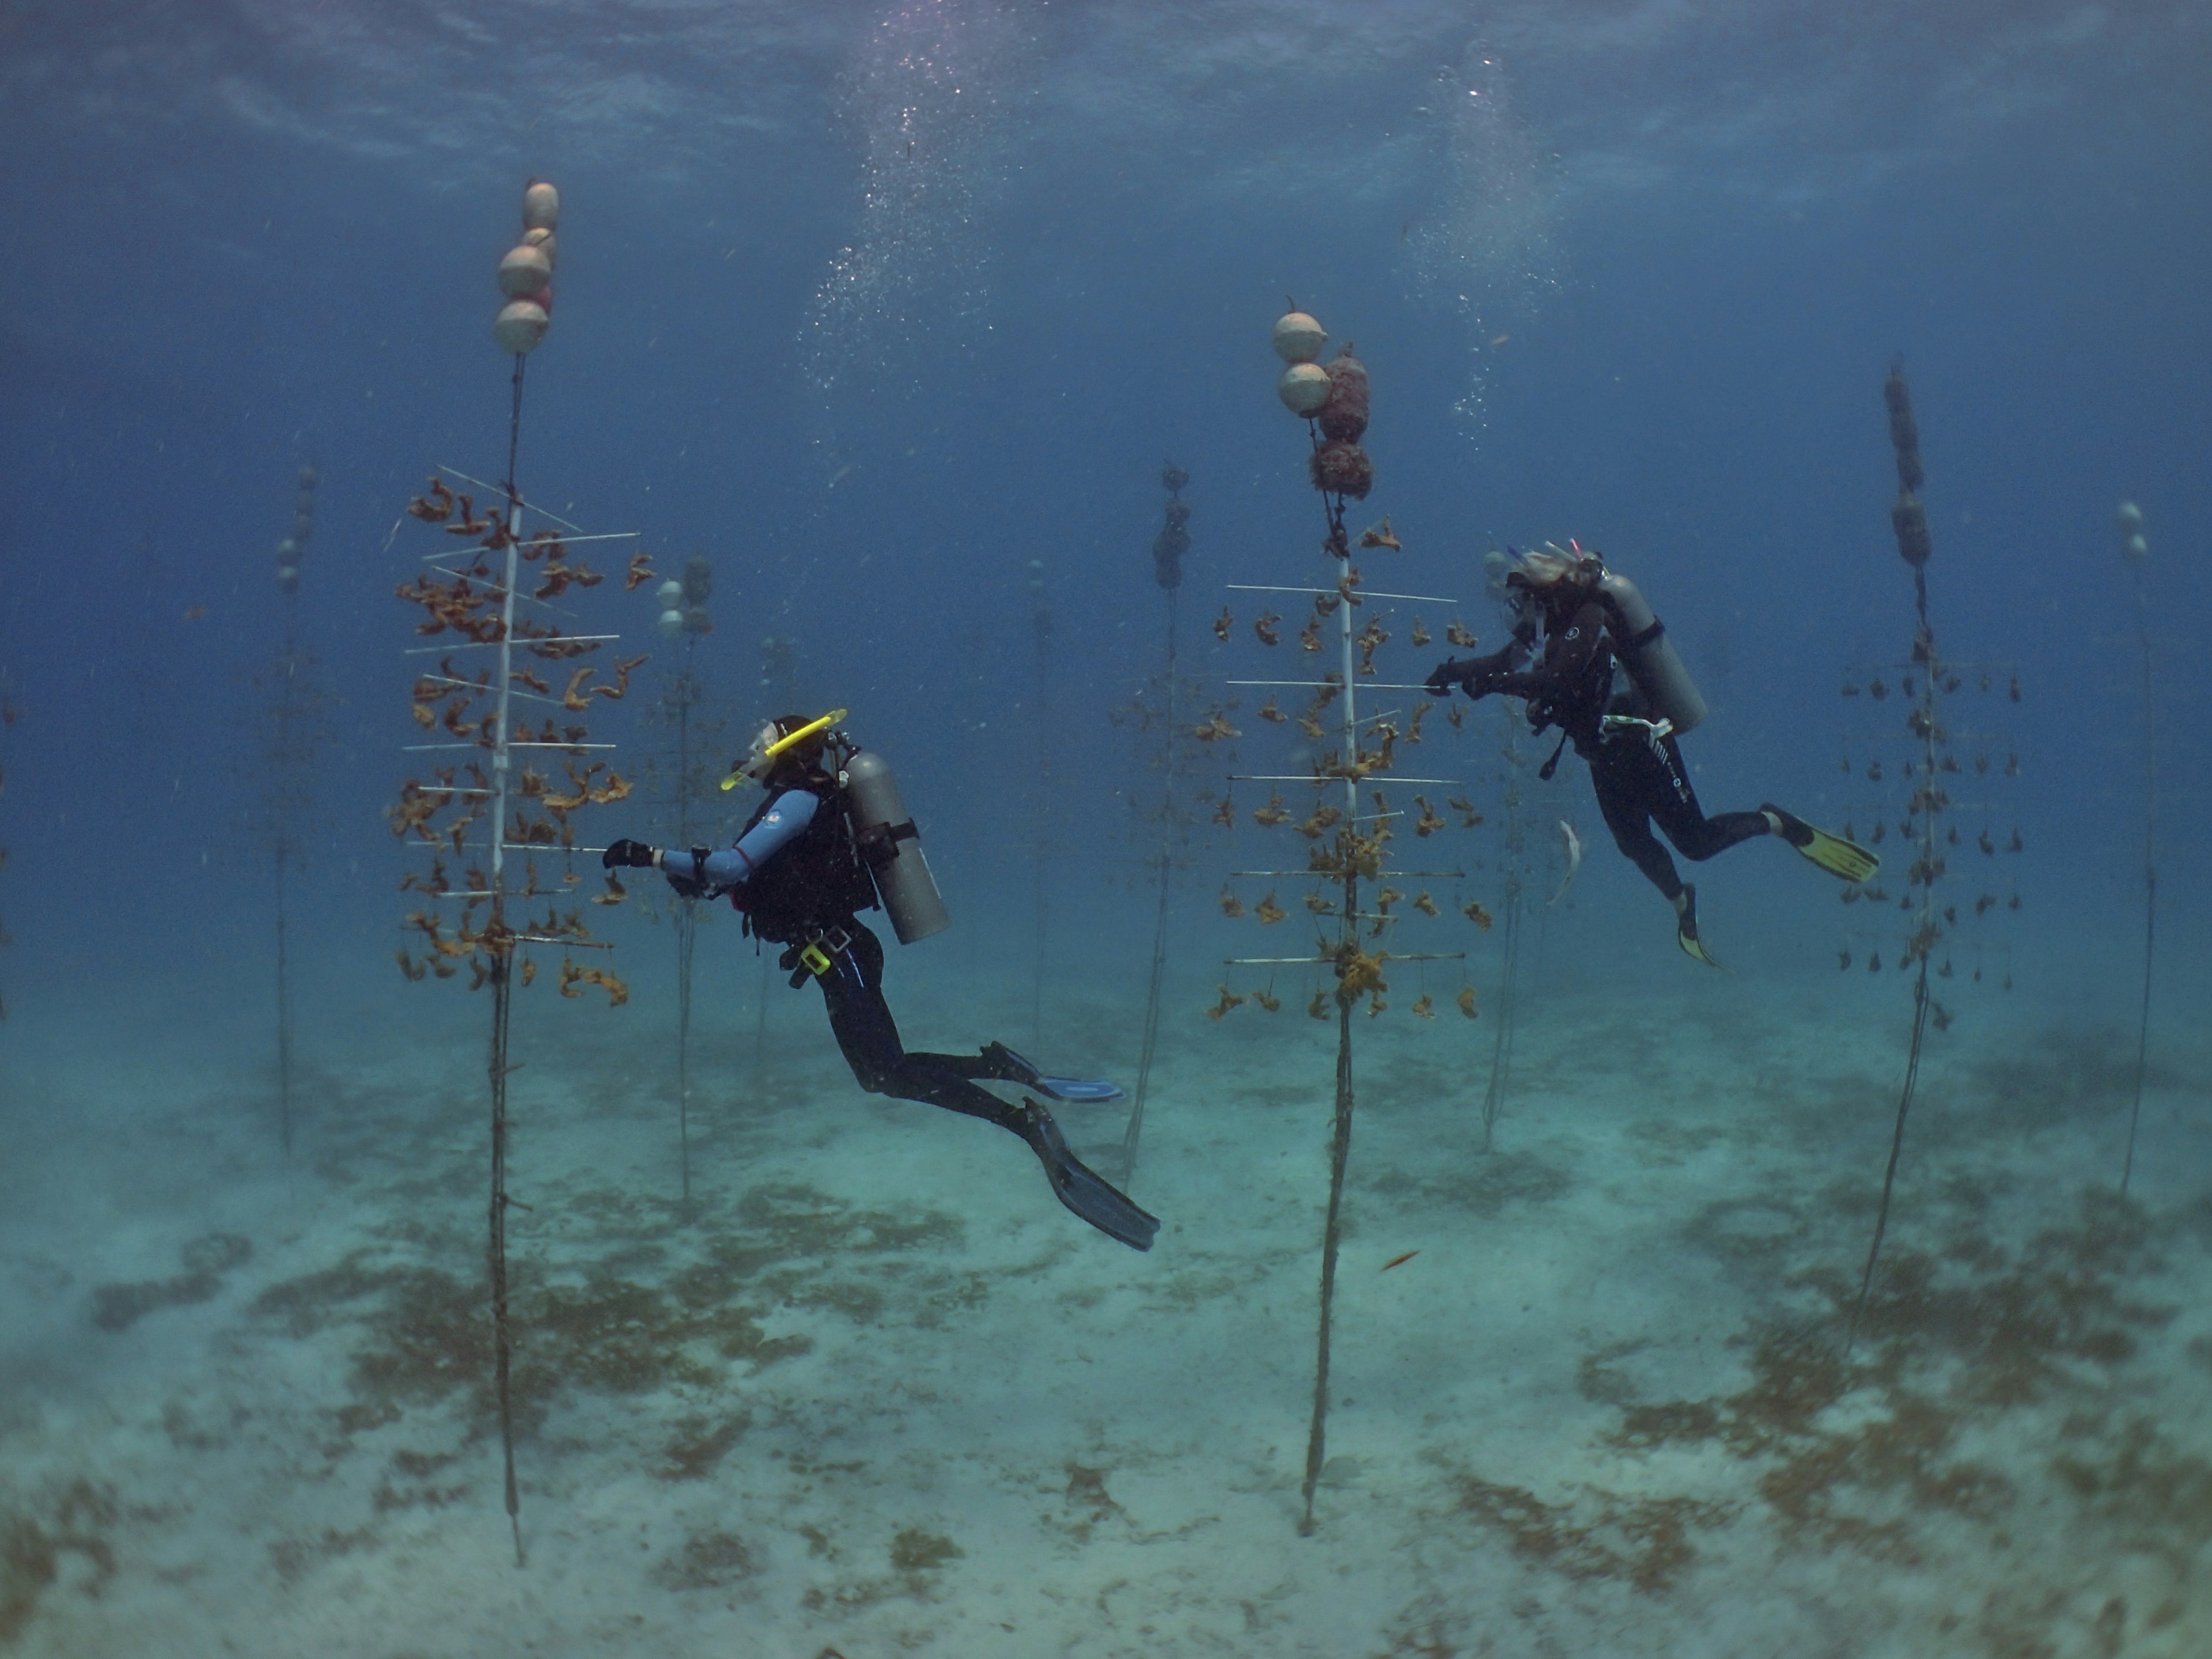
[1766,804,1879,883]
[1674,883,1723,968]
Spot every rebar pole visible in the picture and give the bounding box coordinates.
[1031,566,1052,1049]
[675,634,697,1211]
[1847,557,1938,1357]
[1300,535,1361,1536]
[487,351,527,1567]
[274,595,300,1155]
[2119,570,2156,1197]
[1122,588,1179,1184]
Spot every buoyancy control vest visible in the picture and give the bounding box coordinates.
[730,777,880,944]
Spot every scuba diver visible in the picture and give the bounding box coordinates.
[601,711,1159,1252]
[1423,543,1877,963]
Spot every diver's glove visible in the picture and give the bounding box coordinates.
[1424,657,1488,698]
[602,838,660,870]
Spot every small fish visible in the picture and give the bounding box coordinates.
[1382,1250,1420,1271]
[183,605,209,621]
[1550,820,1582,907]
[1490,333,1510,347]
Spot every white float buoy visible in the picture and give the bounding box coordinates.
[522,180,560,232]
[657,579,683,607]
[658,608,685,637]
[2116,500,2143,533]
[277,565,300,590]
[2123,533,2149,567]
[1272,311,1327,364]
[498,244,554,298]
[1278,361,1331,415]
[522,227,556,265]
[494,298,550,355]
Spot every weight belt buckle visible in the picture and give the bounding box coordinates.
[798,925,853,977]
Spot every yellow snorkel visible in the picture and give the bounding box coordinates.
[719,709,847,791]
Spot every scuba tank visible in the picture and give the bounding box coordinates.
[1595,567,1709,734]
[838,747,951,944]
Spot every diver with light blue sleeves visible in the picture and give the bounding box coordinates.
[601,710,1160,1252]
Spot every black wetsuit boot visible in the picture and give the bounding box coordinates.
[802,923,1158,1250]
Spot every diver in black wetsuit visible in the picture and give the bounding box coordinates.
[601,713,1159,1251]
[1424,543,1876,963]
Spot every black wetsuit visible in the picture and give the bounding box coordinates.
[1437,590,1768,902]
[703,771,1048,1142]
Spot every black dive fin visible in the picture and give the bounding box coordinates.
[1026,1100,1159,1251]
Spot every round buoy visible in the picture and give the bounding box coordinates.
[522,180,560,232]
[1278,362,1331,415]
[494,298,550,355]
[276,537,300,564]
[498,244,554,298]
[2117,500,2143,532]
[657,579,683,607]
[298,464,318,491]
[1272,312,1327,363]
[522,227,557,266]
[2123,533,2150,567]
[277,565,301,590]
[658,608,685,637]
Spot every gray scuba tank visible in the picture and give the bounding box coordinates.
[839,748,951,944]
[1596,568,1709,734]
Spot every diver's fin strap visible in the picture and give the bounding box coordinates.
[1538,730,1571,781]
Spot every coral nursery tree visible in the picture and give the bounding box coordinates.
[1215,309,1497,1533]
[385,179,646,1564]
[1842,358,2023,1350]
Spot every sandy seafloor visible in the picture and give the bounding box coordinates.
[5,942,2211,1659]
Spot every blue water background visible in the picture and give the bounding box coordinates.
[1,0,2207,1060]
